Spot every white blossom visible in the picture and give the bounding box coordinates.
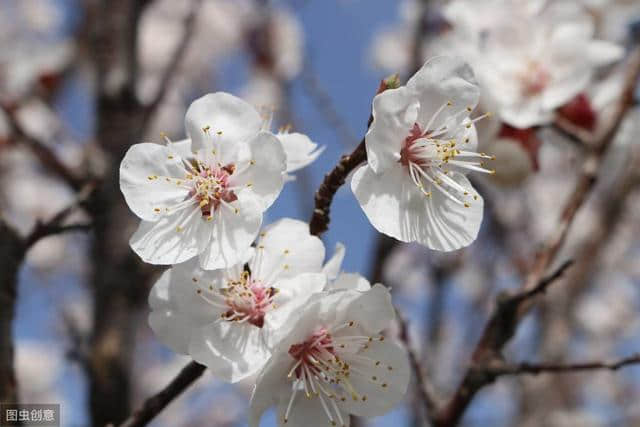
[120,92,286,269]
[444,0,624,128]
[148,218,327,382]
[250,285,410,427]
[352,56,491,251]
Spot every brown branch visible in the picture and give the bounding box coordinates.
[6,108,86,191]
[431,260,573,426]
[0,219,25,404]
[118,361,206,427]
[486,354,640,377]
[549,116,593,148]
[431,46,640,427]
[140,0,204,134]
[308,139,367,236]
[396,309,439,416]
[23,183,96,249]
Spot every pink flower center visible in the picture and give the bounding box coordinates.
[220,275,277,328]
[520,62,551,96]
[288,328,335,378]
[190,164,238,217]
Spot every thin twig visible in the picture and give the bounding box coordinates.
[24,183,96,249]
[308,139,366,236]
[431,46,640,427]
[140,0,204,133]
[396,309,440,416]
[486,354,640,376]
[6,108,85,191]
[118,361,206,427]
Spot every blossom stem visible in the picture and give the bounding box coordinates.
[308,136,367,236]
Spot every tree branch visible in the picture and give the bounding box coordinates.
[118,361,206,427]
[6,108,86,191]
[486,354,640,377]
[308,139,367,236]
[431,46,640,427]
[24,183,95,249]
[140,0,204,134]
[396,309,439,416]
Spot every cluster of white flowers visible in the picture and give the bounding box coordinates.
[119,53,500,425]
[373,0,629,188]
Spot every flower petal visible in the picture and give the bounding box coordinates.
[276,390,351,427]
[198,195,263,269]
[406,56,480,132]
[129,206,208,265]
[331,272,371,292]
[250,218,325,282]
[189,321,270,383]
[336,339,410,418]
[231,131,286,211]
[277,132,325,173]
[148,260,223,354]
[322,242,346,281]
[351,165,483,251]
[249,350,295,427]
[365,86,418,173]
[120,143,191,221]
[185,92,262,153]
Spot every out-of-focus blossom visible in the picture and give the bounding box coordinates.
[352,56,490,251]
[268,9,304,81]
[15,340,63,404]
[444,1,624,128]
[121,93,286,269]
[0,0,72,101]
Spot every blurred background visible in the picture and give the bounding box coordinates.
[1,0,640,426]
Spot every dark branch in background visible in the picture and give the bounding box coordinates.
[431,46,640,427]
[485,354,640,377]
[118,362,206,427]
[23,183,95,249]
[0,220,25,404]
[140,0,204,134]
[5,108,86,191]
[396,310,439,416]
[0,188,96,403]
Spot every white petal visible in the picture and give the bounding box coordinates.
[167,138,193,159]
[251,218,325,282]
[198,195,263,269]
[322,242,346,281]
[119,143,191,221]
[331,272,371,292]
[148,260,222,354]
[185,92,262,153]
[366,86,418,173]
[273,273,327,304]
[344,284,394,334]
[129,206,207,265]
[277,132,325,173]
[276,391,350,427]
[267,273,327,331]
[249,351,295,427]
[586,40,624,67]
[231,131,286,211]
[189,321,270,383]
[336,339,410,417]
[406,56,480,132]
[351,165,483,251]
